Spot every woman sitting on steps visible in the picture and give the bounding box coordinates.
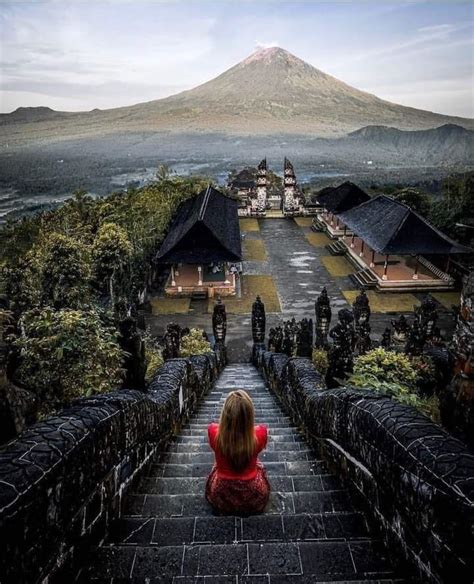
[206,390,270,515]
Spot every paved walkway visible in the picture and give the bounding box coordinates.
[77,364,408,582]
[147,218,454,362]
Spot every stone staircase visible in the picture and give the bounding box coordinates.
[78,364,408,583]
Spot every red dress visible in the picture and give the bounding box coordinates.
[206,423,270,515]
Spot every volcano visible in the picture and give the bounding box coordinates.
[1,46,472,145]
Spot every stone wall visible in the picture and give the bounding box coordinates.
[252,344,474,584]
[0,350,225,584]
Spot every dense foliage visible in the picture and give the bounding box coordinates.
[1,175,210,411]
[348,348,439,420]
[312,348,329,376]
[13,307,123,413]
[179,328,212,358]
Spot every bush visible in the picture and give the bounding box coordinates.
[144,332,164,384]
[350,348,417,390]
[179,328,211,358]
[13,307,124,414]
[349,348,440,422]
[312,348,329,376]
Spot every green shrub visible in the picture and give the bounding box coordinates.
[312,348,329,376]
[13,307,124,414]
[179,328,211,358]
[351,348,417,390]
[349,348,440,422]
[145,348,164,384]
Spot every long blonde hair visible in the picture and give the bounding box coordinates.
[216,390,257,472]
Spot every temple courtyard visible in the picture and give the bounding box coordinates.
[146,218,458,361]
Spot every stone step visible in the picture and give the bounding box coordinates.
[134,475,342,495]
[174,434,304,444]
[164,441,314,454]
[81,539,398,581]
[146,461,328,478]
[186,421,295,429]
[108,511,370,546]
[180,427,300,437]
[123,489,354,517]
[192,416,292,424]
[156,449,316,464]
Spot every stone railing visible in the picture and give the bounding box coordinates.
[252,344,474,584]
[0,349,225,584]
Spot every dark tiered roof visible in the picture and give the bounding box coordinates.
[339,195,472,255]
[230,168,255,189]
[314,182,371,213]
[155,186,242,264]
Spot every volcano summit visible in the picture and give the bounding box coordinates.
[1,47,473,146]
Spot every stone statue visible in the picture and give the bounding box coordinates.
[391,314,410,343]
[327,308,356,385]
[212,296,227,344]
[416,294,438,340]
[315,287,332,347]
[357,320,372,355]
[381,327,392,349]
[162,323,182,360]
[119,316,146,389]
[353,290,371,332]
[296,318,313,358]
[251,296,266,343]
[268,326,284,353]
[405,319,425,356]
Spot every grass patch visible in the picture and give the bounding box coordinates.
[305,232,331,247]
[239,218,260,232]
[321,255,353,277]
[294,217,314,227]
[150,297,190,315]
[243,238,267,261]
[208,275,281,314]
[432,292,461,310]
[342,290,421,313]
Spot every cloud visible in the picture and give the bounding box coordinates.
[255,41,280,49]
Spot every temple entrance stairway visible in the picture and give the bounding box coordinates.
[78,364,409,583]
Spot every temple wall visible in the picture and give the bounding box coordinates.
[0,350,225,584]
[252,344,474,584]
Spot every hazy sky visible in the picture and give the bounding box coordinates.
[1,1,473,116]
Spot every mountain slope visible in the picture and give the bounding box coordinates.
[1,47,472,146]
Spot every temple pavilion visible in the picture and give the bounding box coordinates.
[155,186,242,298]
[312,182,371,237]
[336,195,472,291]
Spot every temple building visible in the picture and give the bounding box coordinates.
[231,160,267,217]
[336,195,472,291]
[155,186,242,298]
[282,157,305,215]
[312,182,371,237]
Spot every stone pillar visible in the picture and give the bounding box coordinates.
[212,296,227,345]
[251,295,266,343]
[383,255,389,280]
[198,265,203,286]
[315,287,332,348]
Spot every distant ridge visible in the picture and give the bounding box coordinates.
[1,46,473,146]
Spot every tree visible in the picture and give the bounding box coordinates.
[392,188,431,217]
[92,223,133,306]
[39,233,91,309]
[14,307,124,413]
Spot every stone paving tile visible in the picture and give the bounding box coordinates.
[152,517,195,546]
[241,515,285,542]
[248,542,302,575]
[194,516,237,544]
[193,543,248,576]
[298,541,355,577]
[132,545,186,578]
